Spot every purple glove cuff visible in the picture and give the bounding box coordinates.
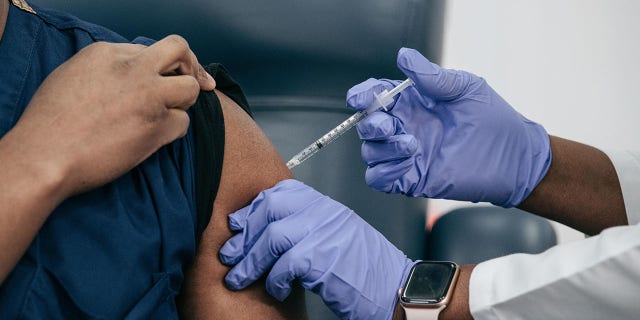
[496,121,552,208]
[386,260,422,320]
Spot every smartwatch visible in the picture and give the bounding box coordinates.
[397,261,459,320]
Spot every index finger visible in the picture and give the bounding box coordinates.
[141,35,216,91]
[346,78,396,111]
[224,221,308,290]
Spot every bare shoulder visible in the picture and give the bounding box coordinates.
[179,90,306,319]
[213,89,293,212]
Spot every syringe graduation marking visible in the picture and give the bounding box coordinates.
[286,78,413,169]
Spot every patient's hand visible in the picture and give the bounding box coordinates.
[178,90,306,319]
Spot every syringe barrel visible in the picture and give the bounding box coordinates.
[286,110,366,169]
[286,78,413,169]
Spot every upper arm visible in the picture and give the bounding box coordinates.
[178,90,306,319]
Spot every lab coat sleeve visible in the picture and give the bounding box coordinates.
[469,223,640,319]
[469,149,640,319]
[605,150,640,225]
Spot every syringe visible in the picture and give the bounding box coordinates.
[286,78,414,169]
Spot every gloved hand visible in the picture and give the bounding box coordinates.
[220,179,415,320]
[346,48,551,207]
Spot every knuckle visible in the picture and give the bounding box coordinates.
[261,194,289,219]
[181,78,201,106]
[80,42,114,60]
[175,112,191,138]
[441,70,476,100]
[265,223,286,238]
[365,167,389,191]
[165,34,190,52]
[85,41,110,53]
[284,248,304,265]
[261,196,279,214]
[264,224,291,254]
[141,103,168,125]
[130,43,147,51]
[267,193,288,211]
[196,66,208,81]
[188,76,201,94]
[187,94,198,108]
[146,111,166,127]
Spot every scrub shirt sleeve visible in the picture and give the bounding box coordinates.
[469,148,640,319]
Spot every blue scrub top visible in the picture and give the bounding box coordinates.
[0,3,198,319]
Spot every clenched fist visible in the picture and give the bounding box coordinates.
[5,35,215,197]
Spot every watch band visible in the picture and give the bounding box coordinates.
[402,304,445,320]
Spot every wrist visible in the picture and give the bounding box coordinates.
[395,262,472,320]
[0,131,69,283]
[518,136,627,235]
[439,264,474,320]
[394,265,474,320]
[392,300,405,320]
[0,129,69,206]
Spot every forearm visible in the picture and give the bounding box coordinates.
[0,130,66,283]
[438,137,624,317]
[518,135,627,235]
[440,265,474,320]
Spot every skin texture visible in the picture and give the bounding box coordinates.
[178,90,307,319]
[0,0,7,41]
[2,3,301,315]
[0,34,215,284]
[394,135,628,320]
[518,136,628,235]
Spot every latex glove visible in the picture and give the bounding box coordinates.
[220,179,415,320]
[346,48,551,207]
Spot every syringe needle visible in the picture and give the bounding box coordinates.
[286,78,414,169]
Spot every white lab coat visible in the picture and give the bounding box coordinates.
[469,150,640,320]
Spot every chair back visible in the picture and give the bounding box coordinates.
[427,206,558,265]
[31,1,446,318]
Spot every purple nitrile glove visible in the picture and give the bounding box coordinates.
[219,179,416,320]
[346,48,551,207]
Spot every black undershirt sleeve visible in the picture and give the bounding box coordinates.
[191,63,252,246]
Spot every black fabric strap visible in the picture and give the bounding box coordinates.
[192,63,252,246]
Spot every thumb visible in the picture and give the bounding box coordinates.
[397,47,474,102]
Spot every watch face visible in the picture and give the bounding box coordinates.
[401,261,457,304]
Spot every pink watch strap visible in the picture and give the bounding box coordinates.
[402,304,446,320]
